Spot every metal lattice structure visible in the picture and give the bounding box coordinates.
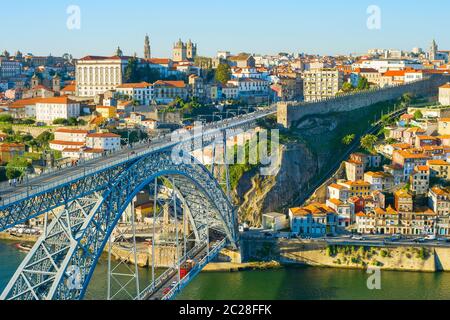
[0,150,238,300]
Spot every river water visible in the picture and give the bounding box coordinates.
[1,241,450,300]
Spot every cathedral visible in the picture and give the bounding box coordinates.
[172,39,197,62]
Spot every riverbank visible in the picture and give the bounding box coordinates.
[203,261,281,272]
[5,230,450,275]
[0,232,39,243]
[241,238,450,273]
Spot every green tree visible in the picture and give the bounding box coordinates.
[6,157,29,180]
[2,127,13,135]
[342,134,356,145]
[413,110,423,120]
[67,117,79,126]
[124,57,139,83]
[53,118,68,125]
[357,77,370,90]
[401,93,413,105]
[21,118,35,125]
[215,63,231,84]
[140,64,160,83]
[35,131,54,149]
[0,114,13,123]
[341,82,354,93]
[360,134,378,153]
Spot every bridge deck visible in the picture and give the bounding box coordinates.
[0,108,275,208]
[139,238,227,301]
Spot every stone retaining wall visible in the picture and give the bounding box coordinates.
[278,75,449,128]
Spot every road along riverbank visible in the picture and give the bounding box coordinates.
[241,237,450,272]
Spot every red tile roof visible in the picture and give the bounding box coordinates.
[37,96,77,104]
[55,128,90,134]
[49,140,85,146]
[153,80,186,88]
[86,133,120,138]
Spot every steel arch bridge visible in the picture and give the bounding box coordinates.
[0,148,238,300]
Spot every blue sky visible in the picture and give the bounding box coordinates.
[1,0,449,58]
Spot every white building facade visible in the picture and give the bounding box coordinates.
[35,97,80,123]
[85,133,121,151]
[76,56,129,98]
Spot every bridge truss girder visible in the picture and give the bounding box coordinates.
[1,151,237,300]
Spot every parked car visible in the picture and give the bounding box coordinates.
[351,236,365,241]
[426,235,436,241]
[414,238,425,243]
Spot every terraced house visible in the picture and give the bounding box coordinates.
[337,180,372,198]
[116,82,153,105]
[289,203,338,237]
[152,80,188,104]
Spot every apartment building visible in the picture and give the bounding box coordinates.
[351,68,381,87]
[85,133,121,151]
[427,160,450,180]
[303,69,344,102]
[345,160,364,181]
[35,96,80,123]
[227,78,269,96]
[395,189,414,212]
[392,150,430,180]
[0,143,25,164]
[0,60,22,78]
[54,128,90,143]
[116,82,153,105]
[364,171,394,191]
[429,187,450,216]
[328,183,350,202]
[410,166,430,195]
[96,106,117,119]
[289,203,338,237]
[152,80,188,104]
[439,83,450,106]
[356,208,437,236]
[337,180,371,198]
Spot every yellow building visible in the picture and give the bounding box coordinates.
[0,143,25,164]
[338,180,371,197]
[438,118,450,136]
[96,106,117,119]
[427,160,450,180]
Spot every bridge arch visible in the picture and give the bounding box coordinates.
[1,150,237,300]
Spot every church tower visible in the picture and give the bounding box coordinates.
[31,74,40,88]
[430,39,438,61]
[144,34,151,59]
[173,39,187,62]
[52,74,61,93]
[186,39,197,60]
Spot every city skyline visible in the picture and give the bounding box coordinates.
[2,0,450,58]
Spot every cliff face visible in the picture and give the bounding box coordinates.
[235,141,318,227]
[234,98,397,226]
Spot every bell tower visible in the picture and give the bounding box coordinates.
[31,74,40,88]
[52,74,61,93]
[429,39,438,61]
[144,34,151,59]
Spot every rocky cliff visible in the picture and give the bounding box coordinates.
[233,98,400,227]
[235,141,317,226]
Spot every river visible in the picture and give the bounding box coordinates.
[1,241,450,300]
